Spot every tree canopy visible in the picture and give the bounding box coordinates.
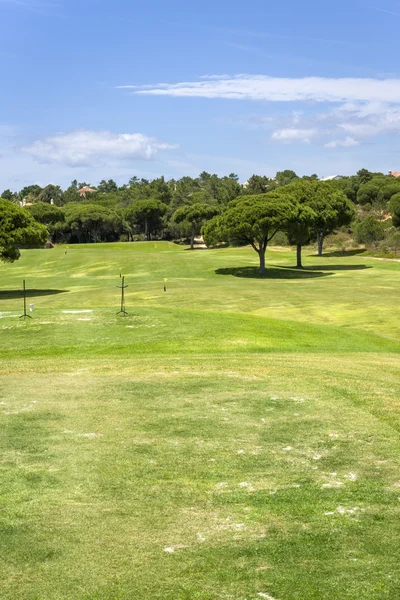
[125,199,167,241]
[389,193,400,228]
[63,203,119,243]
[0,199,48,262]
[7,167,400,255]
[282,180,319,268]
[173,203,219,249]
[307,183,355,255]
[203,192,297,273]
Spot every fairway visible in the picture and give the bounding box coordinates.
[1,242,400,600]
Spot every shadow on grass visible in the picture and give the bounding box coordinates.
[184,246,208,251]
[315,249,367,258]
[215,267,334,279]
[0,289,69,300]
[274,264,372,272]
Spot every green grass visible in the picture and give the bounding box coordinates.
[1,242,400,599]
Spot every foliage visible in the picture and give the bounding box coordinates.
[354,215,386,245]
[147,176,174,205]
[7,169,400,253]
[20,184,43,200]
[97,179,118,193]
[125,199,167,240]
[384,229,400,254]
[307,183,355,255]
[37,184,63,205]
[334,177,359,203]
[0,198,48,262]
[27,202,65,226]
[173,203,219,248]
[1,189,17,202]
[243,174,276,195]
[275,169,299,186]
[301,173,319,181]
[356,181,381,205]
[60,183,82,205]
[282,180,321,267]
[389,193,400,227]
[62,203,119,243]
[357,168,374,184]
[377,182,400,203]
[203,192,297,273]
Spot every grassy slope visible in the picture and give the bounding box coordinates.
[1,243,400,600]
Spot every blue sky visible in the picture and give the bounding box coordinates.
[2,0,400,190]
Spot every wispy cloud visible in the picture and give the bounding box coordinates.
[372,6,400,18]
[271,128,317,144]
[324,136,360,148]
[22,130,178,167]
[329,101,400,136]
[230,98,400,148]
[118,74,400,104]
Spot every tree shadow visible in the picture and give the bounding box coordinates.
[274,264,372,272]
[0,289,69,300]
[315,249,366,257]
[215,267,334,279]
[184,246,208,251]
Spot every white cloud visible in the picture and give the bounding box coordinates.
[22,130,178,166]
[271,128,317,144]
[324,136,360,148]
[253,100,400,147]
[326,102,400,137]
[119,74,400,104]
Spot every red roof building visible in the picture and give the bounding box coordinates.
[77,186,97,197]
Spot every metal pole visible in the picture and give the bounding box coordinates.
[20,279,32,319]
[117,276,128,316]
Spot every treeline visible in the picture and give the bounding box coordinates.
[1,168,400,258]
[1,171,299,245]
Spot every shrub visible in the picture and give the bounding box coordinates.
[355,216,385,244]
[389,193,400,228]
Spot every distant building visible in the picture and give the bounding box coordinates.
[389,170,400,178]
[321,175,344,182]
[77,186,97,198]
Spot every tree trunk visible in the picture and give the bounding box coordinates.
[317,231,324,256]
[145,218,149,241]
[259,250,266,274]
[190,224,195,249]
[296,244,303,268]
